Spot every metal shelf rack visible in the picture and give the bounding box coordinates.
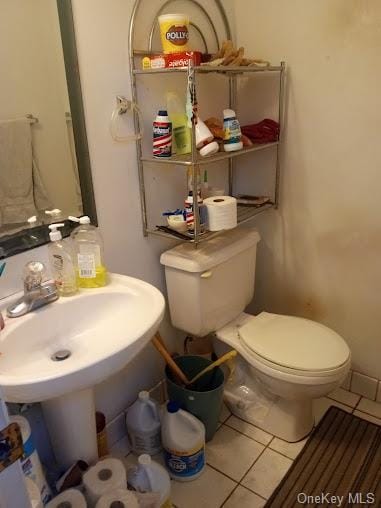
[129,0,286,246]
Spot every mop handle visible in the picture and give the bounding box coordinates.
[187,350,237,385]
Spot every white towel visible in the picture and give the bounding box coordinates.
[0,118,52,226]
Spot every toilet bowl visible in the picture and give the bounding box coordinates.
[160,228,351,442]
[214,312,350,441]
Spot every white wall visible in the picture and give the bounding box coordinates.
[70,0,184,419]
[236,0,381,379]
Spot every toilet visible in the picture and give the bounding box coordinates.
[160,228,351,442]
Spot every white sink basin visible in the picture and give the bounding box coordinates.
[0,273,165,467]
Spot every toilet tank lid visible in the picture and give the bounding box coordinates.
[160,228,260,273]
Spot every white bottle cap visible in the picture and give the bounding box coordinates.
[138,391,150,401]
[49,223,65,241]
[138,454,152,466]
[223,109,236,119]
[27,216,37,224]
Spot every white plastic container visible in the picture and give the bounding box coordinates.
[69,215,108,288]
[128,454,172,508]
[25,478,43,508]
[223,109,243,152]
[10,415,52,505]
[126,391,162,455]
[161,401,205,482]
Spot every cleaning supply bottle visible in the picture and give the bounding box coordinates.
[128,454,172,508]
[153,110,172,158]
[10,415,52,505]
[48,223,77,296]
[126,391,162,456]
[166,92,191,155]
[223,109,243,152]
[161,401,205,482]
[69,216,107,288]
[184,190,205,233]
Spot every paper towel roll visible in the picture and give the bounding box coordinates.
[95,489,139,508]
[204,196,237,231]
[83,458,127,506]
[46,488,86,508]
[26,478,43,508]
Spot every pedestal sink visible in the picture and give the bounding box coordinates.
[0,274,165,468]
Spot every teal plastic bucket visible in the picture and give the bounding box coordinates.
[165,355,225,441]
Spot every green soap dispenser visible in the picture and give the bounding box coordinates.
[69,216,108,288]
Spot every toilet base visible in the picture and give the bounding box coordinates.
[224,385,314,442]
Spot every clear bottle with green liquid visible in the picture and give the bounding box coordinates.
[166,92,191,155]
[69,216,108,288]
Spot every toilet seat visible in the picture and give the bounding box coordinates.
[238,312,350,373]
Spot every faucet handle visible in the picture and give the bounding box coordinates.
[23,261,46,292]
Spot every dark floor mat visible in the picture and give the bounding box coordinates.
[265,406,381,507]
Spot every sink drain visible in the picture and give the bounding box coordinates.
[51,350,71,361]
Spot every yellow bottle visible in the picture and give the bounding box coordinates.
[69,216,108,288]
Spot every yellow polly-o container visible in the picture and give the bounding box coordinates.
[158,13,190,53]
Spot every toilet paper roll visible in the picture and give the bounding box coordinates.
[204,196,237,231]
[95,489,139,508]
[83,458,127,506]
[46,488,86,508]
[26,478,43,508]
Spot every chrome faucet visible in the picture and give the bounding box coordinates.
[6,261,58,318]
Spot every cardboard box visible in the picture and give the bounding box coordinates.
[142,51,202,70]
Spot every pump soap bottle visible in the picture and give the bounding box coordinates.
[69,216,108,288]
[48,223,77,296]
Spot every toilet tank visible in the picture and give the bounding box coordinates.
[160,228,260,337]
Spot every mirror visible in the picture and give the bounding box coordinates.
[0,0,96,259]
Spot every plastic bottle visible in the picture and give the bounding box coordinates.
[166,92,191,155]
[69,216,108,288]
[10,415,52,505]
[161,401,205,482]
[126,391,162,456]
[223,109,243,152]
[153,110,172,158]
[184,190,205,232]
[128,454,172,508]
[48,223,77,296]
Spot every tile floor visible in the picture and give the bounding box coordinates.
[111,390,381,508]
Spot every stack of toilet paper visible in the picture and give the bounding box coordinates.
[95,489,139,507]
[46,488,86,508]
[204,196,237,231]
[83,457,139,507]
[47,457,140,507]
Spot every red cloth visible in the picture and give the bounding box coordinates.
[242,119,280,144]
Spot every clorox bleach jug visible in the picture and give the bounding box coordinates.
[161,401,205,481]
[126,391,162,455]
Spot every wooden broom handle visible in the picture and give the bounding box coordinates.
[152,333,190,385]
